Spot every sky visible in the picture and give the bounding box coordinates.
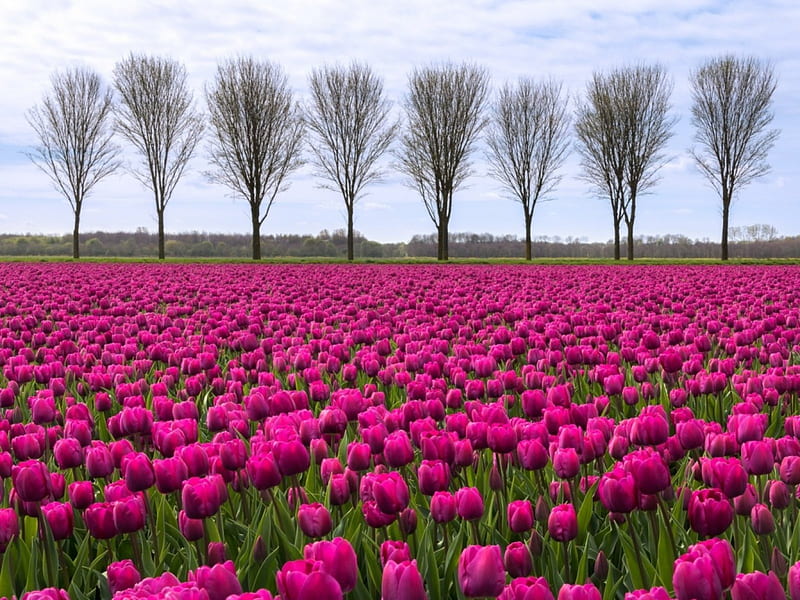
[0,0,798,244]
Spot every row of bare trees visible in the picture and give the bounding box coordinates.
[26,54,779,261]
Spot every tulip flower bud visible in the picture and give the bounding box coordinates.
[107,559,141,594]
[363,500,397,528]
[220,438,248,471]
[417,460,451,495]
[207,541,226,566]
[298,503,332,538]
[734,483,758,516]
[85,442,114,479]
[593,551,608,582]
[122,452,155,492]
[455,487,484,521]
[557,582,602,600]
[346,442,371,472]
[373,472,410,515]
[688,488,733,537]
[430,491,457,524]
[741,440,775,476]
[500,577,554,600]
[84,502,118,540]
[112,495,146,534]
[624,449,670,495]
[181,475,223,519]
[276,559,343,600]
[253,535,267,562]
[730,571,784,600]
[0,507,20,552]
[751,503,776,535]
[489,462,504,491]
[535,495,550,523]
[458,545,506,598]
[303,537,358,593]
[691,538,736,590]
[179,510,205,542]
[598,466,638,513]
[624,588,671,600]
[528,529,543,557]
[504,541,532,578]
[273,439,310,477]
[507,500,534,533]
[42,501,74,540]
[399,507,417,536]
[11,459,51,502]
[381,560,427,600]
[383,431,414,468]
[548,503,577,543]
[380,540,412,567]
[781,455,800,485]
[772,547,788,579]
[190,560,243,600]
[53,438,83,470]
[767,479,790,509]
[789,560,800,600]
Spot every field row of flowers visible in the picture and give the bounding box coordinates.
[3,263,800,600]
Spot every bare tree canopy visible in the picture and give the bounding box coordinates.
[486,78,570,260]
[397,62,490,260]
[26,66,120,259]
[113,53,204,259]
[690,55,779,261]
[305,62,398,261]
[205,57,304,260]
[575,63,675,260]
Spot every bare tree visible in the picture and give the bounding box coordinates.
[205,57,304,260]
[690,55,779,261]
[113,54,204,259]
[575,77,626,259]
[397,62,490,260]
[486,78,570,260]
[576,64,675,260]
[305,62,397,261]
[26,66,120,259]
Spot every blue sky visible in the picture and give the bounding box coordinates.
[0,0,797,243]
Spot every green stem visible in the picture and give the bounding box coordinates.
[627,518,649,588]
[131,531,143,573]
[657,494,678,559]
[202,519,211,565]
[470,520,481,545]
[563,541,571,584]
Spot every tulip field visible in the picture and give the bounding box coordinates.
[6,262,800,600]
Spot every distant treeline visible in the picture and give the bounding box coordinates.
[1,226,798,259]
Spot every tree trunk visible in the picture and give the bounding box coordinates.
[72,209,81,260]
[157,209,165,260]
[613,219,621,261]
[626,219,634,261]
[524,212,532,261]
[440,214,449,261]
[347,205,354,261]
[721,197,730,261]
[251,203,261,260]
[437,225,444,261]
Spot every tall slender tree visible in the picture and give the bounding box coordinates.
[397,62,490,261]
[113,53,204,260]
[26,66,120,259]
[575,64,675,260]
[205,57,304,260]
[305,62,397,261]
[690,55,779,261]
[486,78,570,260]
